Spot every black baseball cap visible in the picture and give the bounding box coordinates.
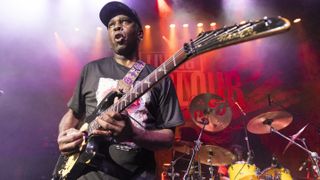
[99,1,142,30]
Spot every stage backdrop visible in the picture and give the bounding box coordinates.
[0,0,319,179]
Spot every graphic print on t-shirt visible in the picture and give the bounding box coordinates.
[96,77,151,130]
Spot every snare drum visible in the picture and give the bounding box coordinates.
[228,161,258,180]
[259,167,293,180]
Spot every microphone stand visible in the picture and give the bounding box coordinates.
[183,118,207,180]
[234,102,254,163]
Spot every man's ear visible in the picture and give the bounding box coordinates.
[137,29,143,40]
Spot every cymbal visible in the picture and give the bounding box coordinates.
[173,140,193,154]
[197,145,236,166]
[283,123,308,154]
[247,111,293,134]
[189,93,232,132]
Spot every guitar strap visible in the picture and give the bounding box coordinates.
[117,60,145,93]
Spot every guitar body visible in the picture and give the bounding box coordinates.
[52,123,96,180]
[52,17,291,180]
[52,90,124,180]
[52,153,88,180]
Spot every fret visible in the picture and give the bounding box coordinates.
[140,83,144,93]
[163,63,167,74]
[145,77,151,88]
[129,93,132,103]
[117,103,121,112]
[172,55,177,67]
[124,95,127,107]
[133,87,139,97]
[117,102,122,112]
[155,71,158,81]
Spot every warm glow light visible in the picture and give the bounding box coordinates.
[90,25,104,60]
[293,18,301,23]
[142,24,152,51]
[54,32,80,92]
[157,0,172,18]
[210,22,216,27]
[239,20,247,25]
[169,24,176,28]
[197,23,203,27]
[183,24,189,28]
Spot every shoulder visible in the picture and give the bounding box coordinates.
[85,57,113,68]
[81,57,114,72]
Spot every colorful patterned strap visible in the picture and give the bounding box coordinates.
[117,60,145,93]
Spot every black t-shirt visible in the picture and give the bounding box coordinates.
[67,57,184,178]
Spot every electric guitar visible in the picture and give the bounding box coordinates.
[52,16,291,180]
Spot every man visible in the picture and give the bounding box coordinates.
[56,1,184,179]
[57,2,183,179]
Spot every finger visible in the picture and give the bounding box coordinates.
[97,116,117,129]
[60,138,83,153]
[99,113,115,123]
[114,96,119,103]
[92,129,113,136]
[58,128,82,138]
[58,132,83,144]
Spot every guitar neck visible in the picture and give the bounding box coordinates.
[87,16,291,134]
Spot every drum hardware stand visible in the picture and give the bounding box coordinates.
[298,137,320,178]
[183,118,208,180]
[207,159,215,180]
[234,102,254,163]
[167,153,187,180]
[263,120,320,178]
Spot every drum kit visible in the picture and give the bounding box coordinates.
[162,93,320,180]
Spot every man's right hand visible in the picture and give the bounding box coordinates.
[57,128,84,155]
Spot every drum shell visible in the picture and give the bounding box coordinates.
[228,162,258,180]
[259,167,293,180]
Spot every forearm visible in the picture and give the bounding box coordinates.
[132,128,175,151]
[59,109,80,133]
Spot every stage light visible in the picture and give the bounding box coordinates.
[169,24,176,28]
[183,24,189,28]
[240,20,247,25]
[142,24,152,51]
[210,22,216,27]
[293,18,301,23]
[157,0,172,18]
[74,27,80,32]
[197,23,204,27]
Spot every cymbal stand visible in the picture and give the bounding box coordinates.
[268,95,320,177]
[266,123,320,177]
[183,118,207,180]
[168,153,187,180]
[234,102,254,163]
[299,138,320,177]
